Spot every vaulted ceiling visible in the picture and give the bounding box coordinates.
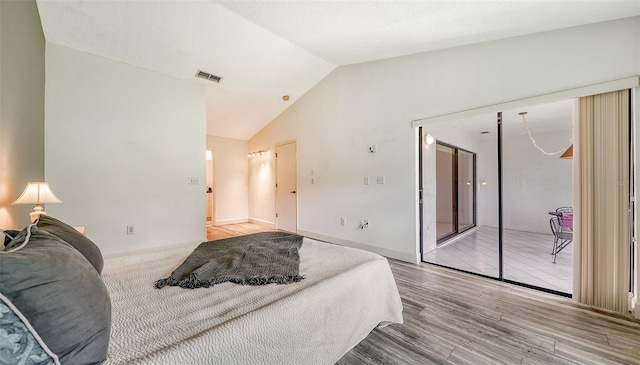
[36,1,640,140]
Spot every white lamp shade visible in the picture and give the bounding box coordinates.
[12,182,61,205]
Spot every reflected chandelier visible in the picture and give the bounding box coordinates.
[519,112,573,156]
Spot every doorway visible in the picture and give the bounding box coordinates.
[206,149,214,226]
[275,141,297,233]
[435,142,477,243]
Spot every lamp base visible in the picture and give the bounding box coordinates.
[29,205,46,223]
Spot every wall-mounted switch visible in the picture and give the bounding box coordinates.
[311,178,315,185]
[126,225,136,235]
[188,177,199,185]
[376,176,385,184]
[364,176,370,185]
[340,217,346,226]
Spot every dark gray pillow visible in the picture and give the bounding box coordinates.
[0,293,58,365]
[0,226,111,365]
[2,229,20,248]
[36,215,103,274]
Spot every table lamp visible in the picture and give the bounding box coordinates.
[12,182,62,222]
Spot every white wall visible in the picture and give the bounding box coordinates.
[503,129,573,233]
[249,17,640,263]
[472,128,574,233]
[45,44,206,257]
[205,135,249,225]
[0,0,45,229]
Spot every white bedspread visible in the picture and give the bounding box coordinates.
[102,237,403,365]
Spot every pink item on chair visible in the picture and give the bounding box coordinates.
[561,213,573,229]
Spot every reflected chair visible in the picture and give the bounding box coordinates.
[549,207,573,263]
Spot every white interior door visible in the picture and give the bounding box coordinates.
[205,149,214,225]
[276,142,297,233]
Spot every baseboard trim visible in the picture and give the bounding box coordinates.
[214,218,248,226]
[103,239,202,259]
[297,229,418,263]
[248,218,276,229]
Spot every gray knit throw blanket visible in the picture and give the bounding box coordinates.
[155,232,305,289]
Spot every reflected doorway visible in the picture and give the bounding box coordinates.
[435,142,477,244]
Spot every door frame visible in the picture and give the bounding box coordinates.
[434,140,478,245]
[275,140,298,232]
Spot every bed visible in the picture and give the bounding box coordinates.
[101,236,404,365]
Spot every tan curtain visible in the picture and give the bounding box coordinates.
[574,89,630,313]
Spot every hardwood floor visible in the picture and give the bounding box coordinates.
[338,260,640,365]
[206,222,276,241]
[206,224,640,364]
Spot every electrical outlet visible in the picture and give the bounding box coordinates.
[376,176,385,184]
[126,225,136,235]
[340,217,346,226]
[188,177,199,185]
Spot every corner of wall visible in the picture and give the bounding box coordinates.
[0,0,45,229]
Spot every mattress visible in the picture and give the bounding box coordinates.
[102,237,403,365]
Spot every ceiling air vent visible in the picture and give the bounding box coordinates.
[195,70,222,83]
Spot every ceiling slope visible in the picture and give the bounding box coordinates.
[217,0,640,65]
[36,1,640,139]
[36,0,336,140]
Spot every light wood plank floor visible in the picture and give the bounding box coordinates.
[206,224,640,364]
[206,222,276,241]
[338,260,640,365]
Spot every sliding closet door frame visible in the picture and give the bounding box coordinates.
[418,127,425,261]
[416,77,639,298]
[628,90,635,295]
[497,112,504,280]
